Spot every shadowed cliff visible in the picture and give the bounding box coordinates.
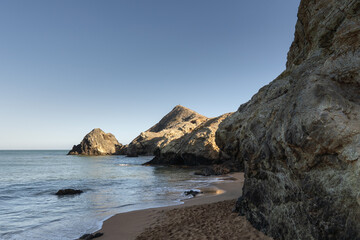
[216,0,360,239]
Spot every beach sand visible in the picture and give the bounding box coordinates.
[95,173,271,240]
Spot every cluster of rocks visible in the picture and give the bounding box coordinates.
[68,106,237,171]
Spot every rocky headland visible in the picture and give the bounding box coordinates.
[125,105,208,157]
[216,0,360,239]
[148,113,236,167]
[68,128,124,156]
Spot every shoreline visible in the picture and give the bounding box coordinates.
[91,172,270,240]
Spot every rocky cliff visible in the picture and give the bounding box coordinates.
[149,113,232,165]
[216,0,360,239]
[68,128,124,156]
[126,105,208,156]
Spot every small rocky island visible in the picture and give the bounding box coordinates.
[68,128,125,156]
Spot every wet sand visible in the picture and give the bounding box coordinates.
[95,173,271,240]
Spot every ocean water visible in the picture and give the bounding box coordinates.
[0,150,220,240]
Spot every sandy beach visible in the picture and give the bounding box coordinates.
[94,173,271,240]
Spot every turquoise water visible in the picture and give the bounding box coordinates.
[0,150,219,240]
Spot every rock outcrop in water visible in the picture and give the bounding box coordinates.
[216,0,360,239]
[68,128,124,156]
[149,113,233,166]
[125,105,208,157]
[56,189,83,196]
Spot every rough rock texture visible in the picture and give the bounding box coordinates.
[68,128,123,156]
[126,105,208,157]
[194,160,242,176]
[149,113,232,165]
[216,0,360,239]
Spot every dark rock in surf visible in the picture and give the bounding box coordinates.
[184,190,202,197]
[78,232,103,239]
[55,189,83,196]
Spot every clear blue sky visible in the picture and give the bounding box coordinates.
[0,0,300,149]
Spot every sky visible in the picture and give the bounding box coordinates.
[0,0,300,149]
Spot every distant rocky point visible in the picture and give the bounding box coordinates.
[125,105,208,157]
[68,128,124,156]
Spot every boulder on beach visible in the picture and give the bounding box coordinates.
[125,105,208,157]
[68,128,124,156]
[216,0,360,239]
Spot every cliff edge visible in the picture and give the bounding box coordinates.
[216,0,360,239]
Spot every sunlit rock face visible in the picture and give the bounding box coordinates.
[216,0,360,239]
[126,105,208,157]
[149,113,233,165]
[68,128,123,156]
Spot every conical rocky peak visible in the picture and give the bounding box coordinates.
[126,105,208,156]
[150,112,233,166]
[68,128,122,156]
[148,105,207,133]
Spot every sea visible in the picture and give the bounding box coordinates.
[0,150,221,240]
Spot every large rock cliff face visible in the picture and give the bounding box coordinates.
[68,128,123,156]
[149,113,232,165]
[126,105,208,156]
[216,0,360,239]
